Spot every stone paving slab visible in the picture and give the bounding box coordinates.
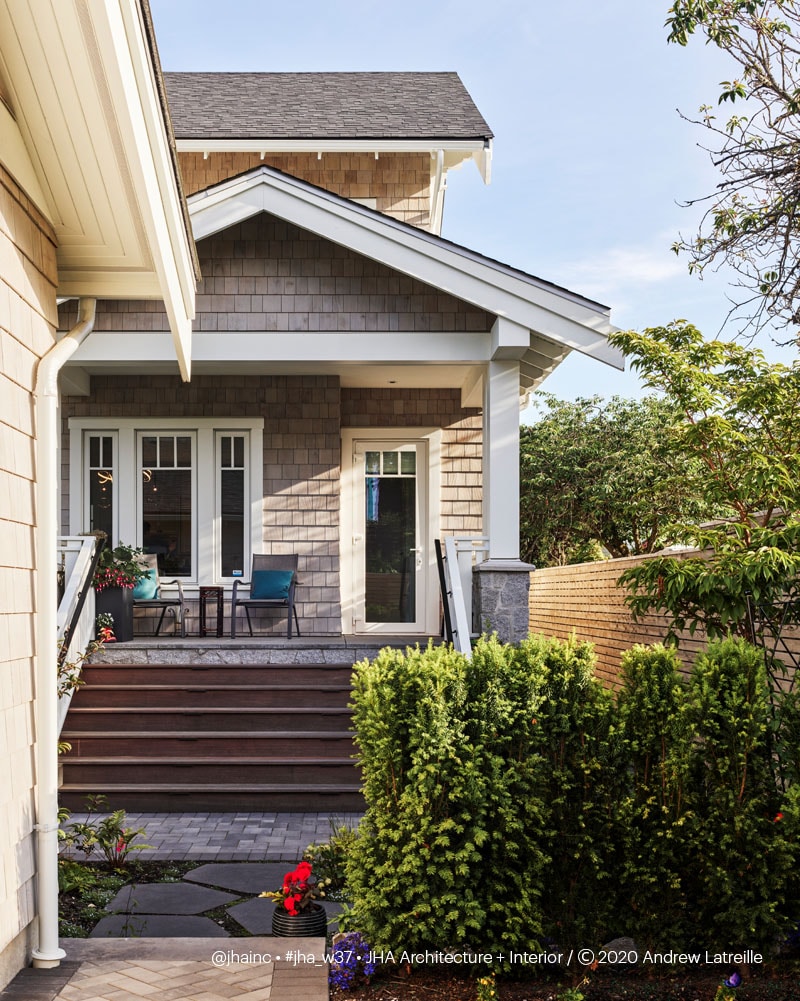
[105,882,238,915]
[89,914,229,938]
[50,938,328,1001]
[183,862,291,894]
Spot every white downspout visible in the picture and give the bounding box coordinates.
[32,298,96,968]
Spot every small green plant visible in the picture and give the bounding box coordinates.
[60,795,152,865]
[303,821,358,899]
[93,543,148,591]
[476,970,498,1000]
[557,980,588,1001]
[96,612,115,642]
[57,638,104,699]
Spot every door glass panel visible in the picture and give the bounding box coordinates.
[364,449,417,623]
[141,434,193,576]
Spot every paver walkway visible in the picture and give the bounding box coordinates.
[2,815,358,1001]
[62,811,363,861]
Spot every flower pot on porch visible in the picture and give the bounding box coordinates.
[94,586,134,642]
[271,903,327,938]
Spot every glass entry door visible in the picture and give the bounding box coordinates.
[353,439,427,633]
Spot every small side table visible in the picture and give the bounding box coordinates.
[199,586,224,637]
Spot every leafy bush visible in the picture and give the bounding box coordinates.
[516,635,623,953]
[616,644,692,949]
[680,637,796,952]
[346,634,798,964]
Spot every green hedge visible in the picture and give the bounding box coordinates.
[346,635,799,962]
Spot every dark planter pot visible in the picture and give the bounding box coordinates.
[95,586,134,642]
[271,903,327,938]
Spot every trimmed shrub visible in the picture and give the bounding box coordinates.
[516,635,624,953]
[681,637,796,952]
[616,644,692,949]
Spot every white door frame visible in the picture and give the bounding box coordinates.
[341,427,441,635]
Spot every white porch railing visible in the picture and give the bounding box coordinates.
[441,536,489,657]
[57,535,98,734]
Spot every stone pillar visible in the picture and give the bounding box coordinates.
[473,559,534,645]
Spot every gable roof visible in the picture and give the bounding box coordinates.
[165,71,493,141]
[187,164,623,386]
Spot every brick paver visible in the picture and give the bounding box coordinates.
[61,812,362,861]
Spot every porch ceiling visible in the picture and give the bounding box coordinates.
[0,0,196,379]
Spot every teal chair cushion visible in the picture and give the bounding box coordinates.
[250,569,294,600]
[133,567,159,600]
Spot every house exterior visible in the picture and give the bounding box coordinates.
[0,0,196,986]
[61,71,621,641]
[0,10,621,989]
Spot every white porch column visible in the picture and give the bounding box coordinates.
[474,321,534,644]
[482,358,522,561]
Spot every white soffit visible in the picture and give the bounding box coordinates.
[188,167,623,371]
[0,0,195,380]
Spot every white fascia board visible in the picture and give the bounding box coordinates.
[188,170,623,370]
[70,329,491,365]
[177,138,488,155]
[93,0,195,381]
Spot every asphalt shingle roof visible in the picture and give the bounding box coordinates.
[164,71,493,142]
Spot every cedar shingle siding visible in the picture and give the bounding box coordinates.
[77,215,493,334]
[179,152,434,227]
[60,218,486,633]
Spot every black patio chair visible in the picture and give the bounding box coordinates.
[230,554,301,639]
[133,554,187,637]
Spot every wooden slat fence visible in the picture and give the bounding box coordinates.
[528,554,800,688]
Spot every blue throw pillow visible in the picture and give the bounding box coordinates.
[250,569,294,600]
[133,567,159,600]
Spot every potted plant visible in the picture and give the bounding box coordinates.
[93,543,147,643]
[259,860,330,937]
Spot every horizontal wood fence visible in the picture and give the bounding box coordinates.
[528,554,800,688]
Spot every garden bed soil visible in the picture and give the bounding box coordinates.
[331,963,800,1000]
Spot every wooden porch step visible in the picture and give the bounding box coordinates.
[62,757,359,784]
[81,662,355,686]
[65,706,353,731]
[59,783,363,812]
[61,730,355,757]
[72,683,352,708]
[61,654,365,812]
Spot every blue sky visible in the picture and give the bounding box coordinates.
[150,0,788,411]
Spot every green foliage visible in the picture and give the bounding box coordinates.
[347,635,799,964]
[303,822,359,900]
[60,795,153,866]
[515,635,624,952]
[680,638,796,952]
[616,644,692,949]
[520,394,711,567]
[346,639,548,958]
[666,0,800,333]
[611,322,800,640]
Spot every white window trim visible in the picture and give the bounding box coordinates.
[69,417,264,589]
[340,427,441,636]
